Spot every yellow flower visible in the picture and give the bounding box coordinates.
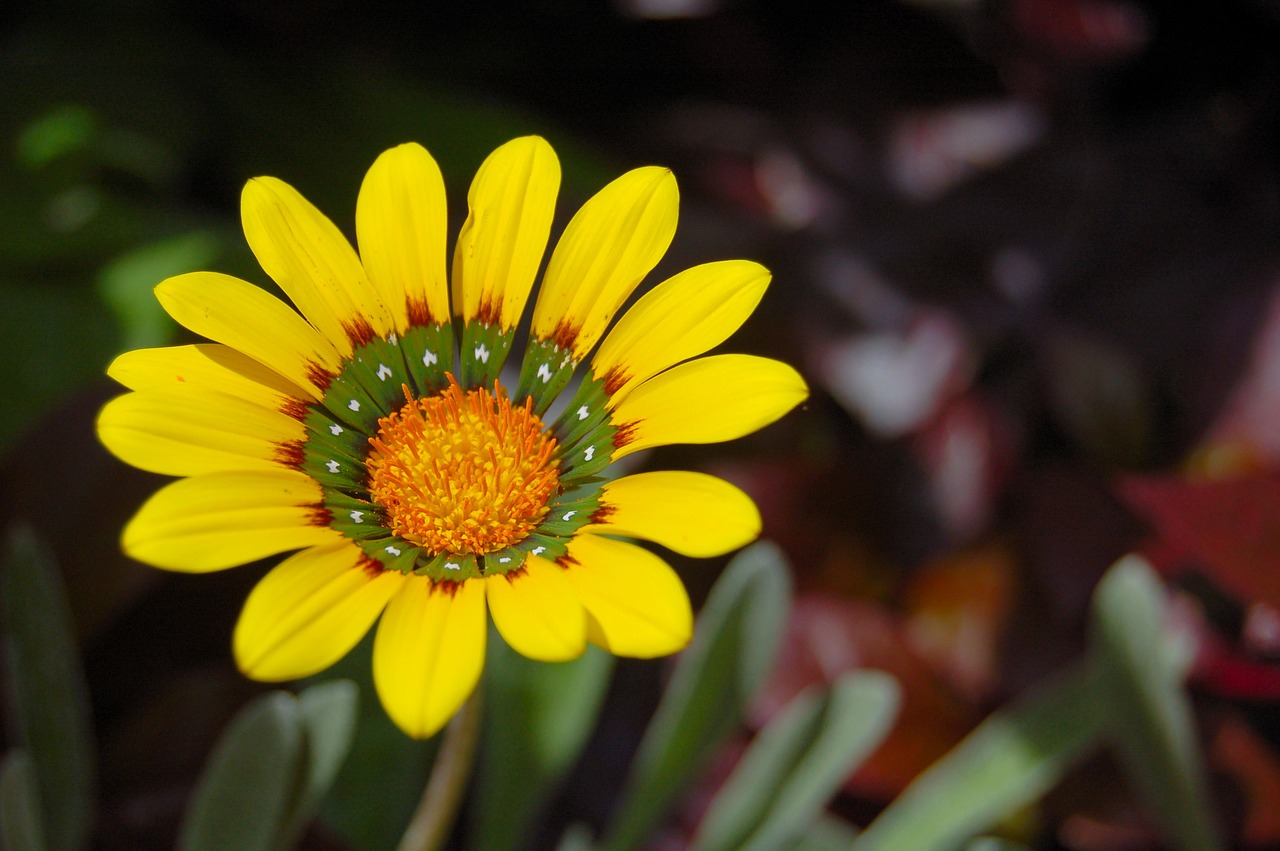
[97,138,807,738]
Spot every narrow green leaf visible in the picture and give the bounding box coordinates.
[472,637,614,851]
[178,691,304,851]
[1089,555,1223,851]
[277,680,360,847]
[851,661,1104,851]
[788,816,859,851]
[97,230,220,350]
[963,838,1033,851]
[1,750,47,851]
[1,524,95,851]
[601,541,792,851]
[693,672,899,851]
[554,823,596,851]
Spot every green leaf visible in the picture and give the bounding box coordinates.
[310,633,436,851]
[788,816,860,851]
[1089,555,1223,851]
[601,541,793,851]
[1,750,47,851]
[1,524,95,851]
[278,680,360,847]
[851,661,1104,851]
[472,637,614,851]
[693,672,899,851]
[177,691,304,851]
[97,229,220,350]
[963,839,1033,851]
[554,823,597,851]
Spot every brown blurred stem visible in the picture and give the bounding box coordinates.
[396,689,484,851]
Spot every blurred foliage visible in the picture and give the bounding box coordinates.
[5,0,1280,848]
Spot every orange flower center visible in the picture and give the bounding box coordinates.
[366,380,560,556]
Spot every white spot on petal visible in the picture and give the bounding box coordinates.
[388,332,398,345]
[577,405,590,420]
[584,445,596,461]
[532,546,545,556]
[445,561,461,571]
[498,557,512,564]
[329,424,343,436]
[474,343,490,364]
[537,363,553,383]
[348,399,361,412]
[349,510,364,523]
[376,363,393,381]
[562,510,576,521]
[385,546,402,556]
[326,460,340,474]
[423,349,438,367]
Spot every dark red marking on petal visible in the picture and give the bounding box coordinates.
[273,439,306,469]
[589,504,616,524]
[612,421,640,450]
[305,503,334,527]
[279,397,311,421]
[503,565,529,583]
[476,296,501,327]
[406,295,434,327]
[548,319,581,353]
[358,554,385,577]
[306,360,335,392]
[555,554,580,569]
[431,579,462,598]
[601,365,630,398]
[342,316,377,350]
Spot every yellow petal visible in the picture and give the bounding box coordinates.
[107,344,310,403]
[155,271,341,399]
[373,577,487,739]
[452,136,560,330]
[586,471,761,558]
[485,555,586,662]
[592,260,770,405]
[242,176,393,351]
[98,388,304,476]
[611,354,808,459]
[357,143,450,331]
[122,469,336,572]
[234,541,405,681]
[562,534,692,658]
[531,166,678,359]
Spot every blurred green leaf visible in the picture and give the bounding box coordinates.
[1042,333,1153,469]
[279,680,360,847]
[1089,555,1223,851]
[1,524,95,851]
[851,661,1104,851]
[311,633,436,851]
[1,750,47,851]
[472,637,614,851]
[601,541,793,851]
[789,816,859,851]
[963,839,1033,851]
[692,672,898,851]
[16,104,99,169]
[555,823,597,851]
[177,691,304,851]
[97,230,219,350]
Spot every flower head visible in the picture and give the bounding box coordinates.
[97,137,807,738]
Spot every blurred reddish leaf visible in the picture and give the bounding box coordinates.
[1119,473,1280,608]
[750,594,977,800]
[1010,0,1149,62]
[1207,282,1280,467]
[902,543,1018,703]
[1212,714,1280,848]
[912,393,1020,542]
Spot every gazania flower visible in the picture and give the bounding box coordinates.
[98,137,807,738]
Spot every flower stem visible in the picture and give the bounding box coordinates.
[397,690,484,851]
